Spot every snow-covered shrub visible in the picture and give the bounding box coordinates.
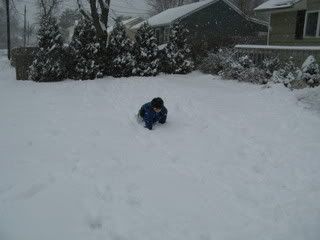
[272,57,301,86]
[29,15,66,82]
[301,55,320,87]
[238,67,268,84]
[220,60,244,80]
[108,21,136,77]
[199,48,235,75]
[220,55,249,79]
[238,55,254,69]
[162,22,194,74]
[220,54,268,84]
[68,18,104,80]
[261,56,281,78]
[133,23,160,76]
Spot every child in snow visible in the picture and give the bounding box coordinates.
[138,98,168,130]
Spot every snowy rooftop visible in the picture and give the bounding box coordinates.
[132,0,267,29]
[147,0,215,26]
[132,0,219,28]
[255,0,302,11]
[107,17,143,33]
[121,17,141,26]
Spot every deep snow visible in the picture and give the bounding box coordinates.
[1,52,320,240]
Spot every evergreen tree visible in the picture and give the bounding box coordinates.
[69,18,104,80]
[29,15,66,82]
[133,23,160,76]
[162,22,194,74]
[107,22,136,77]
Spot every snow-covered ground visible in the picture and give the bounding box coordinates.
[295,87,320,114]
[1,52,320,240]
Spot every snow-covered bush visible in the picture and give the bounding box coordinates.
[133,23,160,76]
[200,50,319,88]
[162,22,194,74]
[199,48,235,75]
[220,54,248,78]
[261,56,281,78]
[107,21,136,77]
[238,67,268,84]
[29,15,66,82]
[220,60,243,80]
[68,18,104,80]
[272,57,301,86]
[220,54,268,84]
[301,55,320,87]
[238,55,254,69]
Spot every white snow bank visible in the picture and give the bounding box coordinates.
[295,86,320,113]
[1,56,320,240]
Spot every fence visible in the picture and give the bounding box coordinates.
[234,45,320,65]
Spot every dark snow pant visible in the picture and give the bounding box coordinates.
[138,108,167,125]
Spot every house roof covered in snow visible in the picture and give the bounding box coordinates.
[107,17,144,33]
[132,0,267,29]
[254,0,302,12]
[146,0,214,27]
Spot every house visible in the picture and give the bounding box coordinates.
[255,0,320,46]
[107,17,144,43]
[131,0,268,51]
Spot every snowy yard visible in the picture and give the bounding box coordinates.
[1,52,320,240]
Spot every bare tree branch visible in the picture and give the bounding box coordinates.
[37,0,62,17]
[97,0,110,28]
[76,0,91,19]
[76,0,110,40]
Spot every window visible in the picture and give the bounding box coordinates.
[304,11,320,37]
[164,28,170,43]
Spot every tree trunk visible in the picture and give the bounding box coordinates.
[78,0,110,41]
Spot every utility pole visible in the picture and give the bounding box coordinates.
[23,5,27,47]
[5,0,11,59]
[27,22,30,45]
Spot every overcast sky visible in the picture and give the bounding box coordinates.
[15,0,149,24]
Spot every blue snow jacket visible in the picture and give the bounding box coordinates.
[139,102,167,130]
